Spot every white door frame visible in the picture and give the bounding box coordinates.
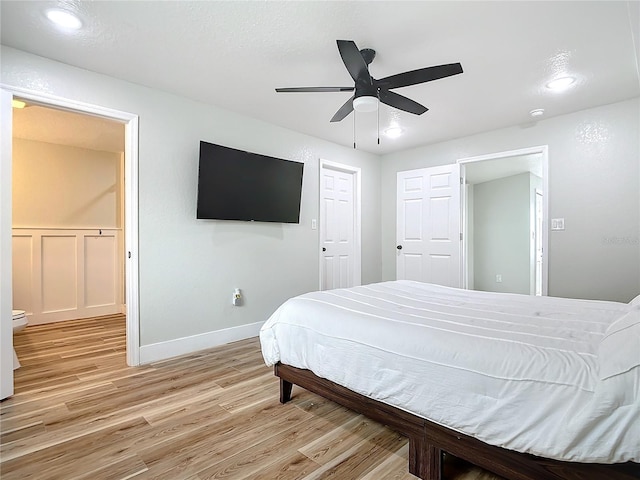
[457,145,549,295]
[1,90,14,399]
[318,159,362,290]
[534,188,544,296]
[0,86,140,383]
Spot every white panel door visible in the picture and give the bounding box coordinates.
[397,164,461,287]
[320,165,356,290]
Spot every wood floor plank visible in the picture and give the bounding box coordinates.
[301,429,408,480]
[0,417,152,480]
[2,315,503,480]
[136,401,318,479]
[249,451,321,480]
[0,419,47,445]
[70,454,149,480]
[299,414,385,465]
[194,404,354,480]
[360,443,419,480]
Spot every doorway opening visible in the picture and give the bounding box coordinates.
[1,87,139,399]
[458,146,548,296]
[12,103,126,324]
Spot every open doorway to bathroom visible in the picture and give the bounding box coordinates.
[11,102,127,366]
[2,89,139,400]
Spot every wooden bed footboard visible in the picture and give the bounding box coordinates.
[274,363,639,480]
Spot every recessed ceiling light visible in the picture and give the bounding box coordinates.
[529,108,544,118]
[45,8,82,30]
[545,76,575,91]
[12,99,26,109]
[384,126,403,138]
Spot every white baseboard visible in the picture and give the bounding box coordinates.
[139,321,263,364]
[26,305,123,326]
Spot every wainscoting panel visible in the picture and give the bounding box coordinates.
[12,228,123,325]
[84,234,116,308]
[41,235,77,313]
[11,235,33,314]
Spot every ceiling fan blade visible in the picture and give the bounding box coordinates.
[377,63,463,90]
[337,40,371,84]
[330,95,354,122]
[379,90,428,115]
[276,86,354,93]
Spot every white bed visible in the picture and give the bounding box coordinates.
[260,280,640,464]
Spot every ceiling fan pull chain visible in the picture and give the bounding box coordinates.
[377,105,380,145]
[353,110,356,149]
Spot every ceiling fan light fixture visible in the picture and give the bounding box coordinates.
[353,95,379,113]
[275,40,462,124]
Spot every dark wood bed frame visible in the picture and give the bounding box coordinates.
[275,363,639,480]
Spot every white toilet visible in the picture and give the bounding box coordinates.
[12,310,28,369]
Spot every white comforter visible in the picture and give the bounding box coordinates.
[260,281,640,463]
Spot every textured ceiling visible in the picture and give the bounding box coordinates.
[2,1,639,155]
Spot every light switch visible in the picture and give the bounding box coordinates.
[311,219,317,230]
[551,218,565,231]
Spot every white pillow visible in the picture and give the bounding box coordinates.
[629,294,640,306]
[598,308,640,380]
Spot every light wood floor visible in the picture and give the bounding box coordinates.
[2,315,502,480]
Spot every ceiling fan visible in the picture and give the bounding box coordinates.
[276,40,463,123]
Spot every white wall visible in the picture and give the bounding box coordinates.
[12,139,122,228]
[473,173,531,294]
[381,98,640,303]
[1,46,382,348]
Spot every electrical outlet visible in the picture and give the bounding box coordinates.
[311,219,317,230]
[232,288,242,306]
[496,274,502,283]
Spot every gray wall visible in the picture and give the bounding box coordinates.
[381,98,640,303]
[473,173,531,294]
[1,46,382,346]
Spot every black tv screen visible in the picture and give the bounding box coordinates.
[196,141,304,223]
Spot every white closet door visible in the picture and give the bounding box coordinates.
[397,164,461,287]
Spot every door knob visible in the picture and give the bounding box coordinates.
[396,245,403,250]
[322,247,327,252]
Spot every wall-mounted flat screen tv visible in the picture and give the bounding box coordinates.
[196,141,304,223]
